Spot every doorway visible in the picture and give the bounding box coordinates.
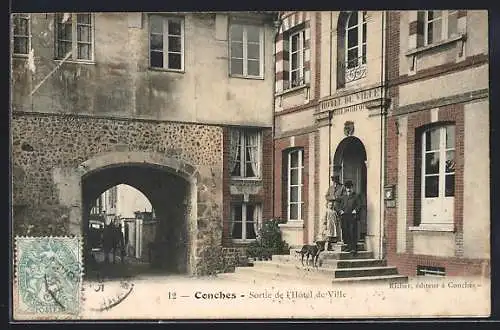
[333,136,368,241]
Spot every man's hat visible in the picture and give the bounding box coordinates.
[344,180,354,188]
[332,165,342,178]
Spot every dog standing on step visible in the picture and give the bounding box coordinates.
[296,241,326,268]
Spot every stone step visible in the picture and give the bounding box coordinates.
[235,264,336,281]
[334,266,399,278]
[321,251,375,260]
[254,258,387,271]
[320,258,387,269]
[252,260,338,276]
[238,262,399,280]
[332,274,409,284]
[272,251,375,264]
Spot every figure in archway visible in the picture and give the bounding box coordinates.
[103,218,125,264]
[324,167,346,250]
[338,180,362,255]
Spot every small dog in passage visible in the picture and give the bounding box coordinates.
[295,241,326,268]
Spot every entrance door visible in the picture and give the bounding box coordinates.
[333,137,368,240]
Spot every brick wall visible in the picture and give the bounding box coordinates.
[384,11,401,260]
[388,253,489,277]
[383,11,487,277]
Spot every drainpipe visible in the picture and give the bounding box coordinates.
[328,11,334,181]
[378,11,388,260]
[272,12,282,221]
[329,11,333,98]
[328,111,332,182]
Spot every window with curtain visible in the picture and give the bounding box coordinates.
[55,13,93,61]
[229,129,261,179]
[231,203,261,241]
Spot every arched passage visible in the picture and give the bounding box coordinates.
[78,151,198,278]
[333,136,368,240]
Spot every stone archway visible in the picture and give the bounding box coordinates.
[52,151,199,275]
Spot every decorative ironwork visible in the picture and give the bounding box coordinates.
[290,75,304,88]
[340,56,367,83]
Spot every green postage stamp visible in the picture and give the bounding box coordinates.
[14,236,83,320]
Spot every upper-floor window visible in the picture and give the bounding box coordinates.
[229,24,264,78]
[149,15,184,71]
[420,124,455,225]
[345,11,367,83]
[346,11,367,69]
[13,14,30,56]
[55,13,94,61]
[337,11,367,87]
[425,10,458,45]
[289,29,305,88]
[229,129,261,179]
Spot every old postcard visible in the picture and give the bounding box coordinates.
[10,10,490,320]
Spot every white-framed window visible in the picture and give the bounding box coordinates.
[55,13,94,61]
[12,14,30,56]
[344,11,367,83]
[421,125,455,225]
[287,148,304,221]
[149,15,184,71]
[425,10,459,45]
[289,29,305,88]
[231,202,261,241]
[229,129,262,179]
[229,24,264,78]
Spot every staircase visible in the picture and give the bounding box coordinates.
[217,243,408,285]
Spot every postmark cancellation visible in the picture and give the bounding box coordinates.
[14,236,83,320]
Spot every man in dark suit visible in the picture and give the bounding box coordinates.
[339,180,361,254]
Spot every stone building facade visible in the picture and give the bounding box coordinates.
[11,12,277,275]
[384,10,490,276]
[274,11,388,259]
[273,10,490,277]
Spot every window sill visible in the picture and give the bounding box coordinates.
[405,33,467,57]
[12,53,29,59]
[54,59,96,65]
[231,239,257,244]
[275,83,310,97]
[230,177,262,182]
[409,223,455,232]
[278,220,304,229]
[230,74,264,81]
[148,67,185,74]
